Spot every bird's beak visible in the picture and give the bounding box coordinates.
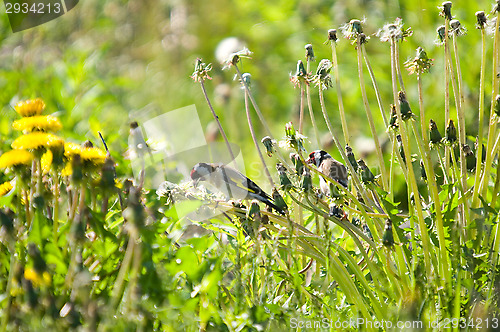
[192,178,200,188]
[305,157,312,164]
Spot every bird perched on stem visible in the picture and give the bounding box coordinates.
[190,162,286,214]
[306,150,348,197]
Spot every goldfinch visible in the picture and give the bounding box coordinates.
[190,162,286,214]
[306,150,348,196]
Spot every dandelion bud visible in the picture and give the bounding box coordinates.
[398,91,414,120]
[450,19,466,35]
[440,1,453,20]
[476,11,487,29]
[241,73,251,86]
[0,208,14,236]
[350,19,363,34]
[462,144,476,171]
[301,167,312,191]
[359,33,369,45]
[247,200,262,223]
[71,154,83,184]
[475,137,486,163]
[272,188,288,213]
[23,279,38,309]
[295,60,307,77]
[362,223,373,240]
[71,209,87,243]
[261,136,274,157]
[389,104,398,129]
[436,25,447,43]
[397,134,406,165]
[316,59,332,79]
[290,153,304,175]
[327,29,338,42]
[420,160,427,181]
[100,156,116,191]
[382,219,395,248]
[82,140,94,148]
[346,145,358,172]
[276,163,292,189]
[445,119,457,145]
[123,186,144,231]
[28,243,47,273]
[329,203,344,219]
[315,59,333,89]
[494,95,500,117]
[285,122,295,137]
[429,119,443,146]
[358,159,375,184]
[304,44,314,61]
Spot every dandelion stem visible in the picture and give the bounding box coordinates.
[244,89,274,187]
[298,85,305,134]
[478,12,500,201]
[390,53,433,282]
[472,26,487,206]
[394,42,406,93]
[444,21,451,182]
[112,231,136,309]
[317,87,369,203]
[233,64,293,170]
[305,58,321,147]
[200,81,238,169]
[330,41,350,145]
[362,44,389,128]
[52,169,59,242]
[356,39,388,190]
[0,249,16,332]
[413,72,452,289]
[450,31,468,194]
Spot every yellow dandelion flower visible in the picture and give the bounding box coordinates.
[61,162,72,176]
[11,132,64,151]
[64,142,82,158]
[81,147,107,166]
[12,115,62,133]
[0,149,34,169]
[14,98,46,117]
[41,150,53,174]
[0,181,13,197]
[24,268,51,287]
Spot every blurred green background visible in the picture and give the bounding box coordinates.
[0,0,495,184]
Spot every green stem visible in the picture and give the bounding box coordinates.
[200,80,238,169]
[472,28,487,206]
[52,169,59,243]
[298,84,305,135]
[477,12,500,202]
[0,249,16,332]
[444,19,451,182]
[112,231,136,309]
[450,33,467,195]
[362,44,389,127]
[244,89,274,187]
[330,41,350,145]
[317,88,370,205]
[356,39,388,190]
[233,64,293,170]
[305,58,321,147]
[394,42,406,93]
